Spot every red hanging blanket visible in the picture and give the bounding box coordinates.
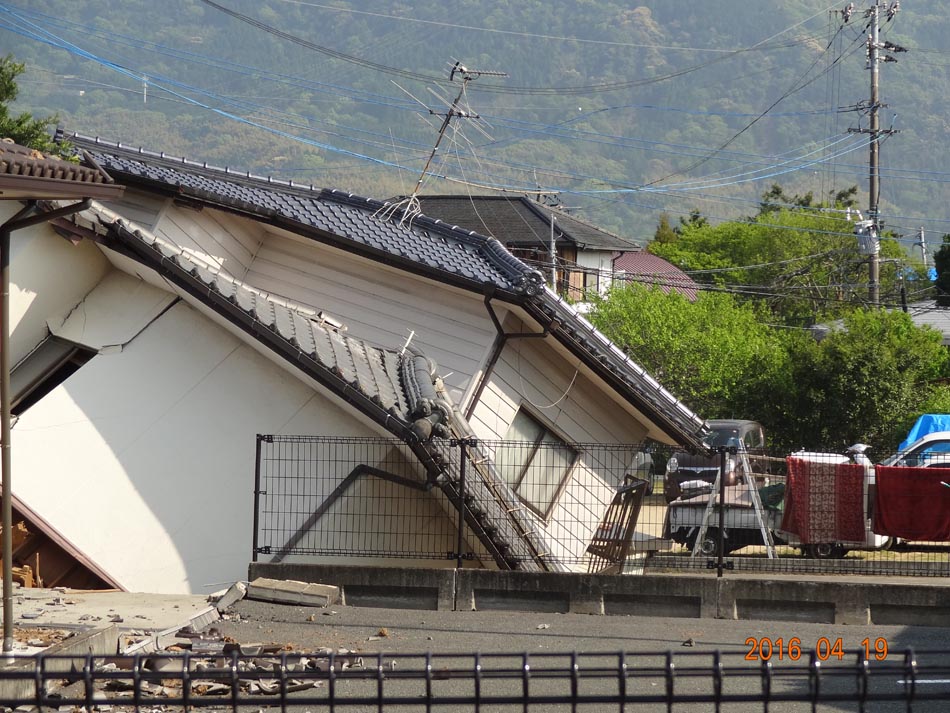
[873,466,950,541]
[781,458,866,543]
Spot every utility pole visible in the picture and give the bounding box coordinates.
[914,226,928,270]
[847,2,903,305]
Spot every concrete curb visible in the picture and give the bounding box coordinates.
[248,562,950,628]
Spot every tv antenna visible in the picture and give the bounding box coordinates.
[377,62,507,227]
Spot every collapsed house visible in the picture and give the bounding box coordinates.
[4,133,708,593]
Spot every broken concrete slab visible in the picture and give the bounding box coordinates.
[211,581,247,612]
[188,605,221,633]
[245,578,339,608]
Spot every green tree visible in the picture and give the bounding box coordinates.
[653,213,677,244]
[587,283,788,418]
[0,55,67,156]
[648,187,918,326]
[932,234,950,307]
[589,283,949,454]
[780,309,950,453]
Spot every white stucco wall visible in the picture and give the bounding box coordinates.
[50,271,176,349]
[3,202,110,365]
[575,249,615,296]
[12,299,379,594]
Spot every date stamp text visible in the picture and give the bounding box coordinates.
[745,636,889,662]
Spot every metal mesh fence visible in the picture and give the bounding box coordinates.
[254,436,950,577]
[5,649,950,712]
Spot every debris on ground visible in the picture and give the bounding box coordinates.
[13,627,71,647]
[54,626,376,704]
[209,581,247,613]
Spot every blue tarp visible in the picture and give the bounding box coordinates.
[898,414,950,451]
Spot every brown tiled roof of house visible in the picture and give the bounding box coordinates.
[0,139,124,200]
[612,251,699,300]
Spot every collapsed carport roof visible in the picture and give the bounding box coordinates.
[60,131,710,451]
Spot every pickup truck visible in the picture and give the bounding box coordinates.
[663,419,770,503]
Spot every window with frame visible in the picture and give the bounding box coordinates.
[495,408,578,518]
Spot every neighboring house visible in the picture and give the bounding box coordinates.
[905,301,950,346]
[6,131,709,593]
[612,251,699,301]
[0,138,123,201]
[812,301,950,345]
[415,195,642,300]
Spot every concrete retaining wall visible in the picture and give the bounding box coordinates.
[248,563,950,627]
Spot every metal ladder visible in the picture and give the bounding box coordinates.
[692,443,775,558]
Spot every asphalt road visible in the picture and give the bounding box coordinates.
[210,599,950,712]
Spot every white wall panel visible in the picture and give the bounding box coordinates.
[244,234,495,403]
[50,271,175,350]
[12,301,378,594]
[4,204,110,365]
[155,205,261,278]
[107,188,166,231]
[471,318,648,446]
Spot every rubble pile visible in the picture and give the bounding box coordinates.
[52,631,372,710]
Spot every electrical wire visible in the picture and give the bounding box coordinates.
[271,0,823,54]
[195,0,841,96]
[5,2,944,246]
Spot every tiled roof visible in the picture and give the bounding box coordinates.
[60,132,708,450]
[0,138,124,200]
[66,204,452,442]
[64,133,545,298]
[612,251,699,300]
[415,195,643,251]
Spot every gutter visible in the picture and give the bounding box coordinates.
[464,293,551,421]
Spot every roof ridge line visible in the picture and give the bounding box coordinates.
[66,131,333,198]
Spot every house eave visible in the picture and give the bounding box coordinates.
[0,176,125,201]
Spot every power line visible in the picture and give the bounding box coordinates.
[195,0,840,96]
[270,0,825,54]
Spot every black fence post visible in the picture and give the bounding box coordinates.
[454,439,474,570]
[252,434,263,563]
[717,446,726,577]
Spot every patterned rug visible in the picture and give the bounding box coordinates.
[781,458,866,544]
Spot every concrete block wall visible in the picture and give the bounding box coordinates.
[248,563,950,627]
